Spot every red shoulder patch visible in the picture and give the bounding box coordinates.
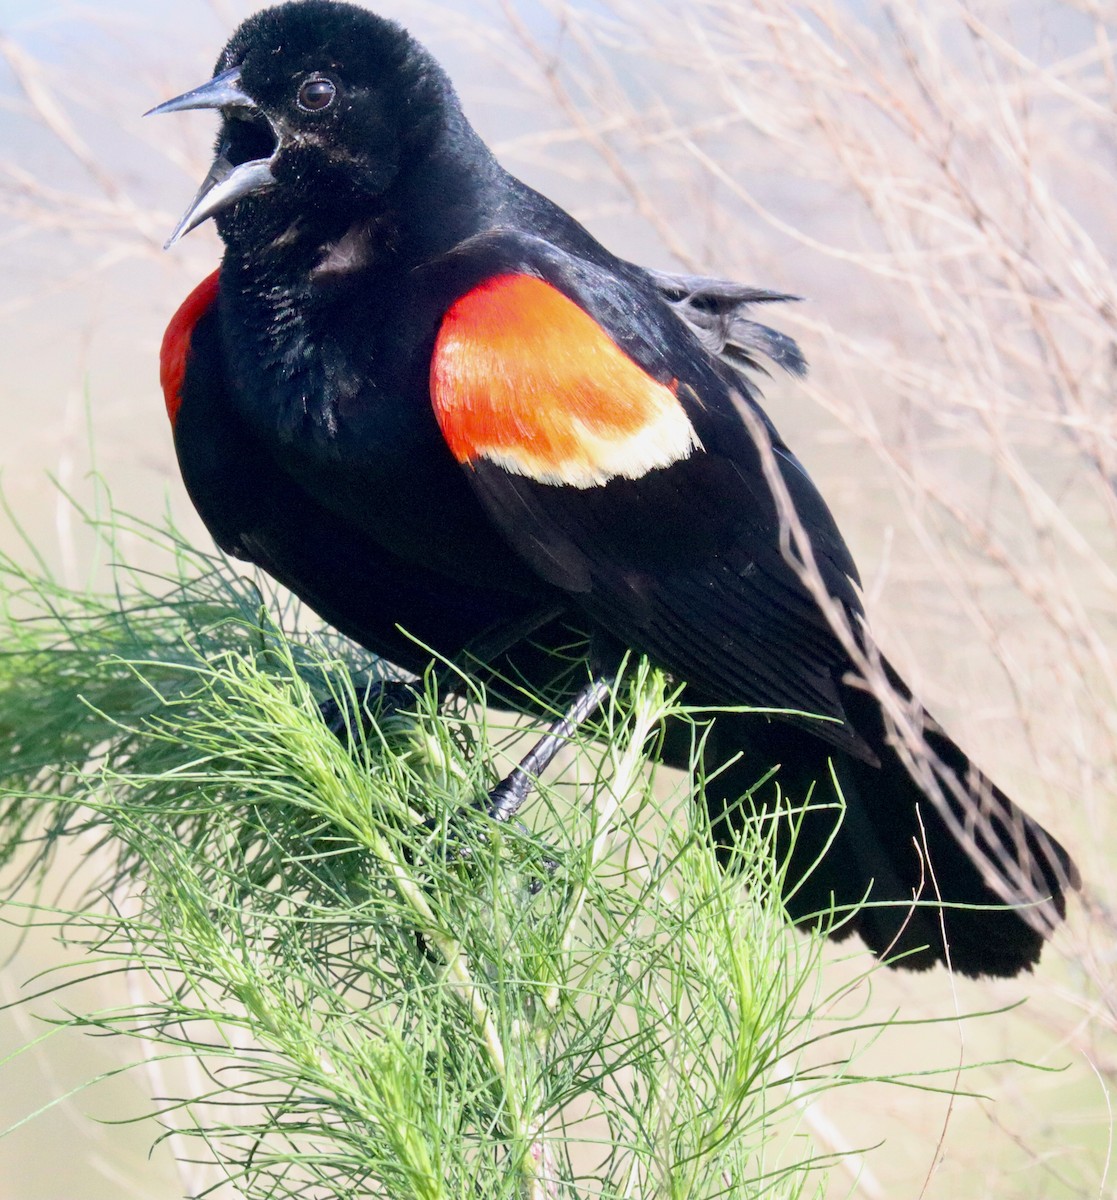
[430,274,701,489]
[160,270,220,426]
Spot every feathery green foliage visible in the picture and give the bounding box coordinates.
[0,495,1002,1198]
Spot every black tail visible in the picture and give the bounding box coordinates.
[695,663,1078,978]
[477,624,1077,977]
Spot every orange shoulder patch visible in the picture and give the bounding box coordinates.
[430,274,701,488]
[160,270,220,426]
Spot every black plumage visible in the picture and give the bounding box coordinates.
[153,0,1077,977]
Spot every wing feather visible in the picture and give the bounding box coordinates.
[423,233,872,757]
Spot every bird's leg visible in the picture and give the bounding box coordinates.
[319,608,568,746]
[487,674,614,823]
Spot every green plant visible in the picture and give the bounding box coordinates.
[0,497,1018,1198]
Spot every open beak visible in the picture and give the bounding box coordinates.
[146,67,278,248]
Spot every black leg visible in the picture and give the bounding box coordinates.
[318,608,569,744]
[487,675,614,823]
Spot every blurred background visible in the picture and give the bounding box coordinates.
[2,0,1114,1195]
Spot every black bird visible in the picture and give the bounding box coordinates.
[150,0,1077,977]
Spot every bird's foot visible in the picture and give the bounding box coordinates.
[486,767,536,825]
[318,676,422,745]
[411,766,558,887]
[485,770,559,884]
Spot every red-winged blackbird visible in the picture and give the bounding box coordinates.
[151,0,1077,977]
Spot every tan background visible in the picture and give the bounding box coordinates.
[1,0,1113,1196]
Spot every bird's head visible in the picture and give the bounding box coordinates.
[149,0,455,253]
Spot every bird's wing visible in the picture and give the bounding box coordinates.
[645,266,808,379]
[424,242,874,760]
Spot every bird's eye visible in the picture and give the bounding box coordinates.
[297,76,337,112]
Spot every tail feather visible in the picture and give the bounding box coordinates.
[482,629,1077,977]
[696,668,1077,978]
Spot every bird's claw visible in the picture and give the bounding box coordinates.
[318,677,422,744]
[413,775,558,884]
